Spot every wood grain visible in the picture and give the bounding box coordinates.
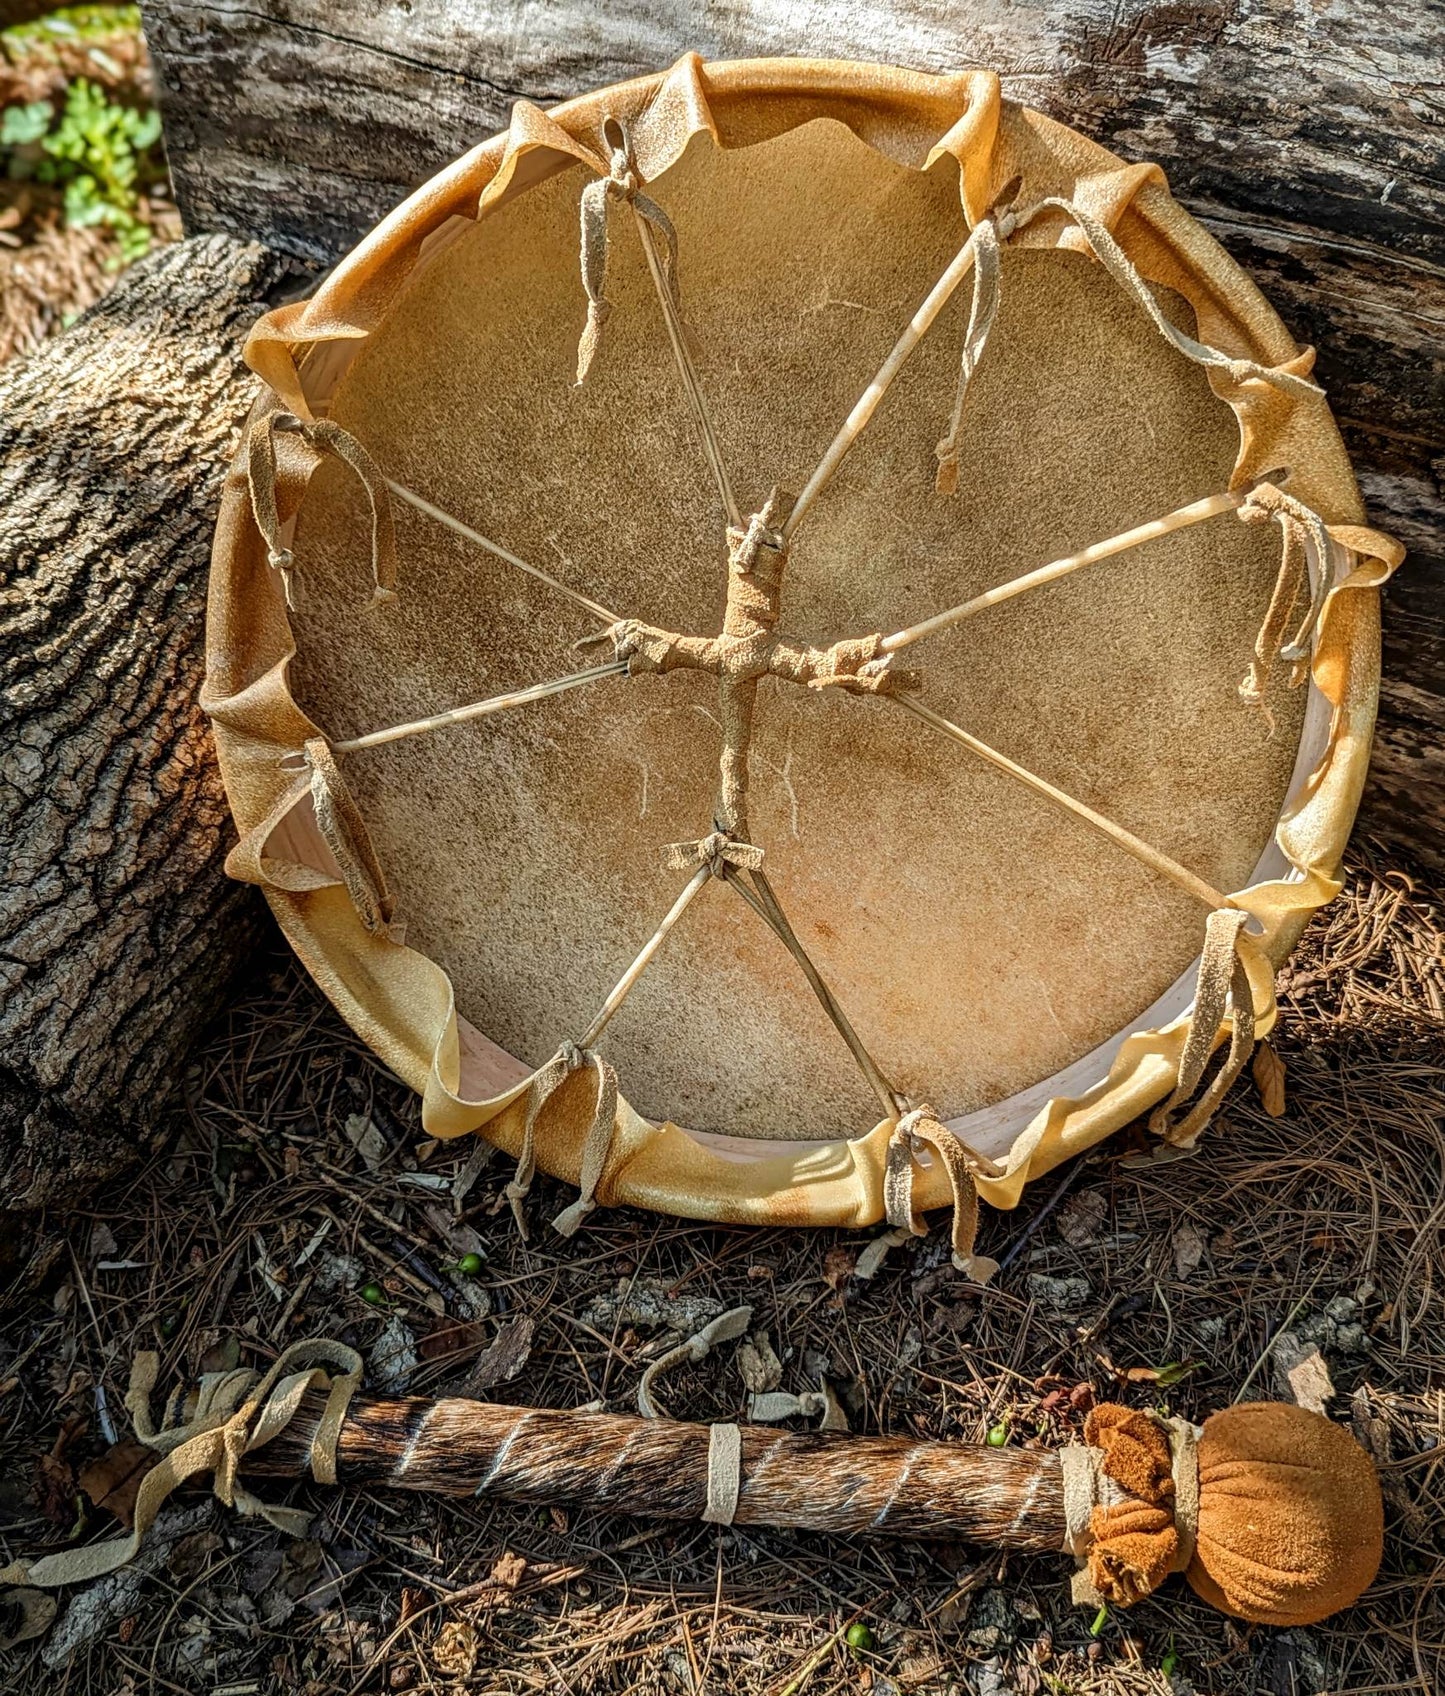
[137,0,1445,865]
[245,1389,1068,1551]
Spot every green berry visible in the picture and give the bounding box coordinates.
[844,1622,874,1652]
[360,1281,386,1306]
[457,1252,484,1276]
[986,1421,1009,1447]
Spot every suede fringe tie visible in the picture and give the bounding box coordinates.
[1060,1404,1199,1608]
[301,736,401,940]
[934,214,1004,495]
[1024,197,1323,405]
[1237,483,1335,717]
[857,1107,1001,1282]
[246,411,398,610]
[505,1041,620,1240]
[0,1340,362,1592]
[575,132,684,384]
[748,1378,849,1432]
[1149,908,1259,1150]
[635,1306,753,1525]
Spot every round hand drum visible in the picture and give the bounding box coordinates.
[205,56,1402,1262]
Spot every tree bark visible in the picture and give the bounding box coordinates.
[138,0,1445,866]
[0,234,302,1239]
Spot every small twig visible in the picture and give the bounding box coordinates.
[1234,1264,1327,1404]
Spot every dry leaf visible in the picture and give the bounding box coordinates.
[1057,1189,1107,1247]
[431,1618,477,1679]
[489,1550,527,1589]
[344,1113,388,1172]
[0,1587,56,1650]
[1252,1041,1287,1117]
[1172,1221,1206,1280]
[200,1334,241,1375]
[418,1318,489,1364]
[454,1316,534,1396]
[88,1222,118,1262]
[35,1415,86,1524]
[166,1529,222,1581]
[822,1245,857,1290]
[79,1439,156,1529]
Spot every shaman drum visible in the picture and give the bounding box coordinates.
[206,56,1402,1269]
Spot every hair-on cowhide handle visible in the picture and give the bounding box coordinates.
[0,1340,1384,1632]
[243,1379,1384,1628]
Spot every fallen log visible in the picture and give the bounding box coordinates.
[0,235,301,1255]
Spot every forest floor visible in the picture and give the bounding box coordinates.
[0,5,177,367]
[0,840,1441,1695]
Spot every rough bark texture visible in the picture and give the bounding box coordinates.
[245,1389,1069,1552]
[138,0,1445,864]
[0,234,303,1236]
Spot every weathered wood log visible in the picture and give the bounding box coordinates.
[0,234,301,1245]
[247,1389,1068,1550]
[137,0,1445,866]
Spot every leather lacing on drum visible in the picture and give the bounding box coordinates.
[246,127,1373,1267]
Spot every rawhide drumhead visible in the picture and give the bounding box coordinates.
[207,56,1402,1259]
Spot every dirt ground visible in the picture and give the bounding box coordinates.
[0,837,1441,1695]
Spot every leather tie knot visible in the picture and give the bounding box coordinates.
[727,511,785,567]
[663,833,765,877]
[894,1104,935,1153]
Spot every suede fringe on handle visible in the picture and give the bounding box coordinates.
[1060,1404,1199,1607]
[246,411,398,610]
[635,1305,753,1420]
[633,1304,754,1525]
[0,1340,362,1592]
[748,1378,850,1432]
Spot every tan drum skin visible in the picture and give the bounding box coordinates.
[204,55,1402,1243]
